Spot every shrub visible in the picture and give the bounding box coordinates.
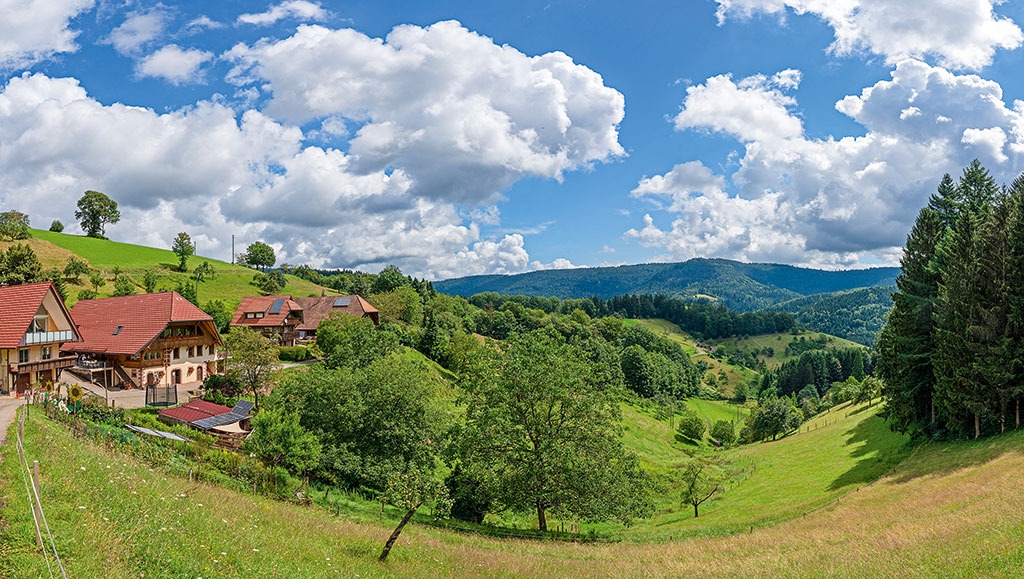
[676,410,706,443]
[710,419,737,446]
[49,219,64,232]
[77,289,98,301]
[278,346,311,362]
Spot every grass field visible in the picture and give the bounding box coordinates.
[711,330,866,370]
[22,228,332,307]
[6,401,1022,577]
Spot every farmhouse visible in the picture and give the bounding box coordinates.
[230,294,377,344]
[63,292,223,400]
[0,282,81,396]
[293,295,379,340]
[229,295,305,346]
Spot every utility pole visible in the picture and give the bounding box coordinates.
[231,235,235,265]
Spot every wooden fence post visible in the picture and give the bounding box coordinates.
[32,461,43,549]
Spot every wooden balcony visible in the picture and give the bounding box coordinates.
[10,355,77,375]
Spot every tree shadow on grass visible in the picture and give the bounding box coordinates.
[828,414,913,491]
[884,427,1024,485]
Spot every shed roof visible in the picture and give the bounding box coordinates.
[159,399,233,424]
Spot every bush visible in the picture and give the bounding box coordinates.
[49,219,64,232]
[676,410,706,443]
[710,419,737,446]
[278,346,311,362]
[77,289,98,301]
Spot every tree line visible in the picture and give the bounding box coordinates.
[878,160,1024,438]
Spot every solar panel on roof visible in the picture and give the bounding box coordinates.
[192,413,242,430]
[126,424,191,442]
[269,298,285,314]
[229,400,254,417]
[334,297,351,307]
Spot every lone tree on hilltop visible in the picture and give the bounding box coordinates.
[75,190,120,238]
[242,241,276,272]
[171,232,194,272]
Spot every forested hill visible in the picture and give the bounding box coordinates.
[435,258,898,312]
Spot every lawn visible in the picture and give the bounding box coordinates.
[711,330,866,370]
[26,228,333,307]
[7,402,1022,577]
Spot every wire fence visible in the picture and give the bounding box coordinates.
[14,403,67,579]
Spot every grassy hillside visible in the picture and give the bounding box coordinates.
[22,228,333,306]
[711,330,867,371]
[16,400,1024,576]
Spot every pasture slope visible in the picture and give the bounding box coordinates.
[16,228,332,306]
[5,397,1022,577]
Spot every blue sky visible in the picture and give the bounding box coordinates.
[3,0,1024,279]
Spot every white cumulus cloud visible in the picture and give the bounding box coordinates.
[137,45,213,84]
[226,20,626,203]
[108,9,169,55]
[0,0,94,70]
[675,70,803,143]
[714,0,1022,70]
[237,1,327,26]
[630,61,1024,268]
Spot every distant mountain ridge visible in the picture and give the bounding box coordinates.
[435,258,898,344]
[436,258,898,311]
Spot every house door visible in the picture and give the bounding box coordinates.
[196,366,203,382]
[171,369,181,384]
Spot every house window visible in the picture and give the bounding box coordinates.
[173,348,181,360]
[143,351,162,361]
[41,346,52,360]
[207,345,214,356]
[187,346,195,358]
[18,349,29,364]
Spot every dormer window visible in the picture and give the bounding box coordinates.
[245,312,265,319]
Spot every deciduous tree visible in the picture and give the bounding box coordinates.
[224,327,280,411]
[0,210,31,240]
[75,190,120,238]
[171,232,194,272]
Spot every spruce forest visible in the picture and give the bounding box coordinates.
[878,160,1024,438]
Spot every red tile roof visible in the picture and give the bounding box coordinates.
[159,399,232,424]
[0,282,78,349]
[294,295,379,330]
[230,295,303,328]
[64,292,219,355]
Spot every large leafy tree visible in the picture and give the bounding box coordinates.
[171,231,194,272]
[0,210,31,240]
[224,327,280,411]
[243,406,321,476]
[271,355,449,489]
[457,329,653,531]
[242,241,276,271]
[75,190,120,238]
[0,244,44,285]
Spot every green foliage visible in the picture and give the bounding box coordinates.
[63,256,90,283]
[49,219,64,232]
[242,241,276,271]
[112,272,136,296]
[0,243,43,285]
[370,285,424,325]
[253,271,286,295]
[278,346,311,362]
[372,264,408,293]
[271,355,449,489]
[378,467,453,562]
[174,279,198,305]
[0,210,31,240]
[224,327,280,411]
[171,231,194,272]
[458,329,654,531]
[77,288,98,301]
[444,464,493,524]
[679,458,724,517]
[316,315,397,370]
[675,410,706,443]
[141,269,158,293]
[89,270,105,292]
[742,397,801,442]
[710,419,737,446]
[202,299,234,333]
[243,407,322,475]
[75,190,120,238]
